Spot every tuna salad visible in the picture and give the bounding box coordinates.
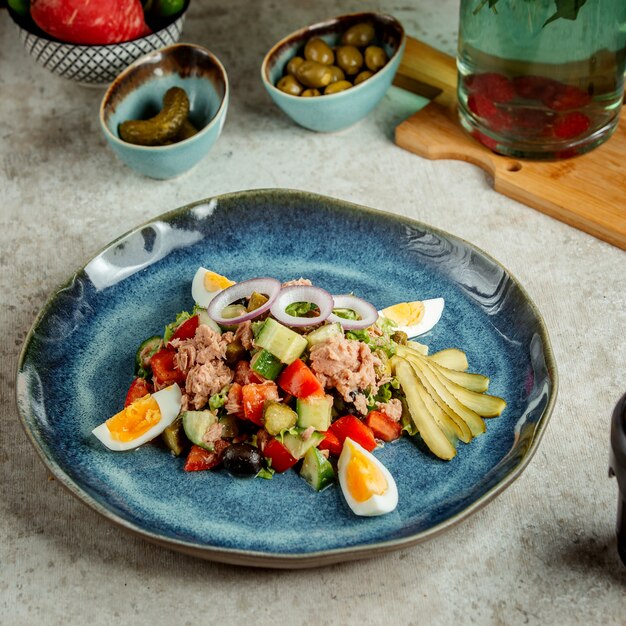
[91,270,506,517]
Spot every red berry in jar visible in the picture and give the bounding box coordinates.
[513,75,559,101]
[553,111,591,139]
[467,93,498,119]
[543,84,591,111]
[466,73,516,104]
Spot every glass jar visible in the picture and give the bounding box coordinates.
[457,0,626,159]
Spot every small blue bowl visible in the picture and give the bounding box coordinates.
[261,12,405,133]
[8,0,189,86]
[100,43,228,179]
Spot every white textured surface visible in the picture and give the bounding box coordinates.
[1,1,626,625]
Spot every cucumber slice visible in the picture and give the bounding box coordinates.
[306,322,343,347]
[400,351,486,437]
[409,364,462,444]
[300,447,335,491]
[429,348,468,371]
[404,357,472,443]
[282,429,325,459]
[251,349,283,380]
[255,318,308,364]
[264,401,297,436]
[182,410,218,450]
[428,359,490,393]
[406,340,429,355]
[296,394,332,431]
[405,348,504,417]
[433,366,504,416]
[135,335,163,377]
[392,357,457,460]
[197,309,222,334]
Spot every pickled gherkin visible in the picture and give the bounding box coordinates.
[119,87,189,146]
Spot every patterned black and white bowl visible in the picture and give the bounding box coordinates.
[8,2,189,87]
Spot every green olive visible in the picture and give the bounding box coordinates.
[301,88,321,97]
[336,45,363,76]
[296,60,333,89]
[341,22,375,47]
[364,46,388,72]
[119,87,189,146]
[324,80,352,95]
[286,56,304,77]
[354,70,374,85]
[277,74,304,96]
[327,65,345,83]
[304,37,334,65]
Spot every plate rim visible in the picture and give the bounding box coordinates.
[15,188,558,568]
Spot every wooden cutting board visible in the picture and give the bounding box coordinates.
[394,37,626,250]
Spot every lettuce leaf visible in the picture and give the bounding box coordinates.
[209,385,230,411]
[163,310,193,342]
[285,301,319,317]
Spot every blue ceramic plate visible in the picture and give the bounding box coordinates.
[16,189,557,568]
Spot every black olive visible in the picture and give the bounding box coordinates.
[222,443,264,476]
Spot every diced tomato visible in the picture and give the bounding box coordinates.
[241,382,279,426]
[365,410,402,442]
[263,438,298,473]
[150,348,185,386]
[168,315,199,345]
[124,377,153,407]
[318,429,342,457]
[277,359,324,398]
[329,415,377,452]
[234,360,263,385]
[183,440,229,472]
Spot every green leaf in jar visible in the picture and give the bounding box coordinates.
[473,0,589,26]
[543,0,588,26]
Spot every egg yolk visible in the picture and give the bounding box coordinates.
[381,301,425,326]
[105,394,161,442]
[346,448,388,502]
[204,271,235,292]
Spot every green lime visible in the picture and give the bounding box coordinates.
[154,0,184,17]
[8,0,30,16]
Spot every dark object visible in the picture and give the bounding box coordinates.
[609,392,626,565]
[222,443,264,476]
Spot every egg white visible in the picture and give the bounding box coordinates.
[379,297,445,338]
[92,383,182,451]
[191,267,233,308]
[338,438,398,516]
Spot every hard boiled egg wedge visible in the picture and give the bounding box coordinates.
[338,438,398,517]
[379,297,444,338]
[191,267,235,308]
[92,383,182,451]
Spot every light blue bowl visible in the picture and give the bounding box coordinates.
[261,13,405,133]
[100,43,228,179]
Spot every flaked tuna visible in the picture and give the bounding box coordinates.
[171,324,234,410]
[309,335,381,413]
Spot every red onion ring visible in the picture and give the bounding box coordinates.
[270,285,334,327]
[327,294,379,330]
[207,277,281,326]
